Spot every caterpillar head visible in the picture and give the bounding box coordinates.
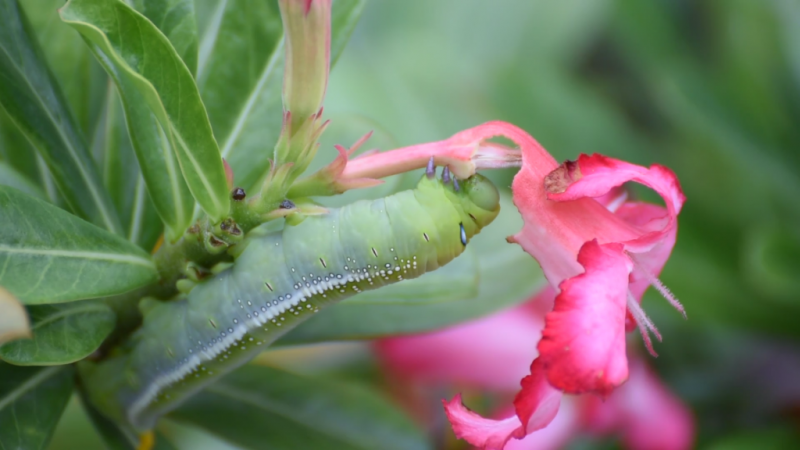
[441,173,500,240]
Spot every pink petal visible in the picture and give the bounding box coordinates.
[443,394,524,450]
[616,202,678,301]
[514,359,563,434]
[510,132,641,288]
[504,398,581,450]
[546,154,685,255]
[375,300,544,391]
[584,359,695,450]
[537,240,631,396]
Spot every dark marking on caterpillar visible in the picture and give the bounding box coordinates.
[279,199,295,209]
[83,173,501,431]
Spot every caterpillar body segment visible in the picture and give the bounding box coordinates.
[82,173,500,430]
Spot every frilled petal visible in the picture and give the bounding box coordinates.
[504,399,580,450]
[615,202,678,301]
[443,360,563,450]
[510,131,641,288]
[375,290,551,391]
[443,394,524,450]
[514,359,563,434]
[546,153,685,254]
[584,359,695,450]
[537,240,631,396]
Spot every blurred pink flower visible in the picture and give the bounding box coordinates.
[375,288,694,450]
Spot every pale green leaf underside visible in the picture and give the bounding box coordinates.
[133,0,198,76]
[0,186,157,305]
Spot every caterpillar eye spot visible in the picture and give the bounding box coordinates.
[423,232,430,242]
[209,319,217,329]
[371,247,378,257]
[279,199,295,209]
[460,222,467,246]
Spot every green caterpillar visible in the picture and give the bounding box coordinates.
[82,165,500,431]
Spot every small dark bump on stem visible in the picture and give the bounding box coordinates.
[232,187,246,201]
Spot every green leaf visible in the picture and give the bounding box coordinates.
[282,192,544,343]
[78,389,178,450]
[0,300,115,365]
[0,363,74,450]
[20,0,109,140]
[60,0,230,229]
[198,0,367,192]
[97,88,163,251]
[0,107,42,185]
[170,364,430,450]
[0,186,158,304]
[133,0,199,76]
[0,0,123,234]
[0,160,46,200]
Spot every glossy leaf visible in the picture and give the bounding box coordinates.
[60,0,230,230]
[0,286,30,345]
[0,107,42,185]
[0,186,158,304]
[133,0,199,76]
[198,0,367,192]
[0,0,122,234]
[282,192,543,343]
[0,161,46,200]
[96,89,163,250]
[0,300,115,365]
[0,363,74,450]
[20,0,108,140]
[170,364,430,450]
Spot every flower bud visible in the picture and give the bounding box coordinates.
[279,0,331,133]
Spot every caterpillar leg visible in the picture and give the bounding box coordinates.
[136,431,155,450]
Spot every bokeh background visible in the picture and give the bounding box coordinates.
[41,0,800,448]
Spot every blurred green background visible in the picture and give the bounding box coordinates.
[40,0,800,448]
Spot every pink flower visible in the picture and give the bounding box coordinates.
[436,121,686,447]
[375,288,694,450]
